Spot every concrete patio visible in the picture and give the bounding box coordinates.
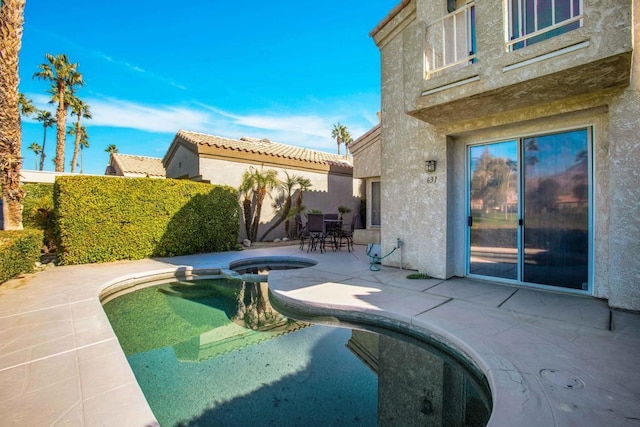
[0,244,638,426]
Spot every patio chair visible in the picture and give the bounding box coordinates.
[297,215,309,251]
[306,213,326,253]
[322,213,341,251]
[336,213,356,252]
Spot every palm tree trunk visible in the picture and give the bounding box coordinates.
[0,0,27,230]
[243,198,253,239]
[250,189,266,242]
[259,197,291,241]
[39,126,47,171]
[70,122,80,173]
[54,84,66,172]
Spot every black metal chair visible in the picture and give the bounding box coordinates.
[336,213,356,252]
[297,215,309,251]
[306,213,326,253]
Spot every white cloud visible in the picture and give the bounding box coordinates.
[21,93,380,153]
[88,99,211,133]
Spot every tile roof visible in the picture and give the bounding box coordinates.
[176,130,352,167]
[112,153,166,177]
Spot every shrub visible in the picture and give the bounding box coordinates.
[0,229,43,283]
[54,176,240,265]
[22,183,56,252]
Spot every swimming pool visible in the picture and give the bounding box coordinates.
[103,275,491,425]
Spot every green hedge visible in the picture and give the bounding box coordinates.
[54,176,240,265]
[22,183,55,252]
[0,229,43,283]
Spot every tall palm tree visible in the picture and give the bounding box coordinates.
[259,171,311,241]
[28,142,42,169]
[0,0,27,230]
[18,94,37,170]
[33,53,84,172]
[35,110,55,171]
[331,122,352,155]
[78,129,89,174]
[343,130,353,156]
[105,144,118,154]
[67,95,91,173]
[238,167,280,242]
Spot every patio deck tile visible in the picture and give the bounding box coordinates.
[0,244,638,426]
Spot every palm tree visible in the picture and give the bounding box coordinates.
[78,128,89,174]
[67,95,91,173]
[238,167,280,242]
[35,110,55,171]
[105,144,118,154]
[343,130,353,156]
[33,53,84,172]
[28,142,42,169]
[259,171,311,241]
[0,0,27,230]
[331,122,352,155]
[18,95,37,170]
[291,175,312,237]
[18,93,36,117]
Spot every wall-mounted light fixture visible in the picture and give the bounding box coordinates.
[425,160,437,173]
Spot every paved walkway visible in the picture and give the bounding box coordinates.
[0,245,638,426]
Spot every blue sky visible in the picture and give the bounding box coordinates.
[18,0,398,175]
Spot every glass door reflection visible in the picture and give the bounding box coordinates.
[522,129,589,290]
[468,141,519,280]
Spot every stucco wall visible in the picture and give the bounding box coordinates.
[352,131,382,179]
[378,13,451,277]
[165,145,199,179]
[606,0,640,310]
[197,156,362,242]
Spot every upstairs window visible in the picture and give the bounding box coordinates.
[425,1,476,78]
[507,0,583,51]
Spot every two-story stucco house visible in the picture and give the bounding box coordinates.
[371,0,639,310]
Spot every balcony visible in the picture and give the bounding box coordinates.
[412,0,632,126]
[425,2,476,78]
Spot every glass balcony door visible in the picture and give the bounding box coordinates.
[467,129,590,291]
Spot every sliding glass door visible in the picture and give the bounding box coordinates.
[468,128,590,291]
[468,141,519,280]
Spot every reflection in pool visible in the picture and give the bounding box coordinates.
[103,278,491,426]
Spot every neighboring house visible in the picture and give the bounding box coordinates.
[371,0,639,310]
[350,123,381,245]
[105,153,166,178]
[163,130,363,241]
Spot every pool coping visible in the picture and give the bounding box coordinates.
[1,245,638,425]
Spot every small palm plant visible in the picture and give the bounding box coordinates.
[338,205,351,220]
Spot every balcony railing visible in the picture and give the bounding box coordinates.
[425,2,476,78]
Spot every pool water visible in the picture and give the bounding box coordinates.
[103,279,491,426]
